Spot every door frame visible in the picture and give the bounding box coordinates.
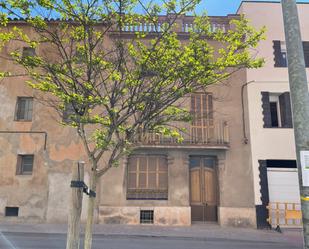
[189,155,219,223]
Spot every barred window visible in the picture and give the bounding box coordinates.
[127,155,168,200]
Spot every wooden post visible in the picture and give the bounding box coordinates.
[66,161,85,249]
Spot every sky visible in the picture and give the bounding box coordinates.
[195,0,309,16]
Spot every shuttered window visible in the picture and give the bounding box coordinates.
[190,93,214,141]
[15,97,33,121]
[127,155,168,200]
[273,40,309,67]
[261,92,293,128]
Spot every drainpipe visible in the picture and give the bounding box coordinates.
[0,131,48,150]
[241,80,255,144]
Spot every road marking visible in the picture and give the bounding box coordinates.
[0,232,18,249]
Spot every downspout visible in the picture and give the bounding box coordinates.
[241,80,255,144]
[0,130,48,150]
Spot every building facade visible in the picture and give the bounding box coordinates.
[238,1,309,228]
[0,13,259,227]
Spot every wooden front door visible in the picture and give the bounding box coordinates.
[190,156,217,222]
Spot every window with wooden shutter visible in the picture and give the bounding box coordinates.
[15,97,33,121]
[127,155,168,200]
[190,93,214,142]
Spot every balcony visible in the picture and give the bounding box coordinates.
[133,120,229,149]
[119,15,232,34]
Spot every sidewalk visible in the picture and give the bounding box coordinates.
[0,222,303,245]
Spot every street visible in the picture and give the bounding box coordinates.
[0,232,302,249]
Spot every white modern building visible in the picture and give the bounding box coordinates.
[238,1,309,228]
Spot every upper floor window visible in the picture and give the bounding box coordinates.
[190,93,214,141]
[273,40,309,68]
[16,154,34,175]
[273,41,287,67]
[261,92,293,128]
[62,102,75,124]
[15,97,33,121]
[22,47,36,58]
[127,155,168,200]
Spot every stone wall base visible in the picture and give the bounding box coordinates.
[218,207,257,228]
[99,206,191,226]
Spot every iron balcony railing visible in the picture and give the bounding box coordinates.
[133,120,229,147]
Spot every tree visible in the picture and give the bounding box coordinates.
[0,0,265,248]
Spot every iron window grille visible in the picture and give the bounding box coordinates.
[140,210,154,224]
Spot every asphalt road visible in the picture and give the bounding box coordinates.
[0,232,302,249]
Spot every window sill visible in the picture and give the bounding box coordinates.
[14,120,32,122]
[263,127,293,129]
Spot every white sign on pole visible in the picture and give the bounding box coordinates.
[300,151,309,186]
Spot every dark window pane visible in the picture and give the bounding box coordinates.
[281,52,288,67]
[140,210,154,224]
[189,156,200,168]
[270,102,279,127]
[21,155,34,173]
[16,97,33,121]
[63,103,75,123]
[16,155,34,175]
[22,47,36,57]
[5,207,19,217]
[203,158,215,168]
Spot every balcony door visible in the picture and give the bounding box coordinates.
[190,156,217,222]
[191,93,214,143]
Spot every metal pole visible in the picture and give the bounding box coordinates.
[281,1,309,248]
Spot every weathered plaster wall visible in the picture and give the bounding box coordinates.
[0,76,88,223]
[0,18,255,227]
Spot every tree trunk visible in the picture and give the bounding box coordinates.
[83,165,97,249]
[66,161,84,249]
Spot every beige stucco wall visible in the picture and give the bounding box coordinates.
[238,2,309,205]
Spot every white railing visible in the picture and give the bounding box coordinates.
[119,16,229,33]
[182,22,227,33]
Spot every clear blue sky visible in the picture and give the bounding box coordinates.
[195,0,309,16]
